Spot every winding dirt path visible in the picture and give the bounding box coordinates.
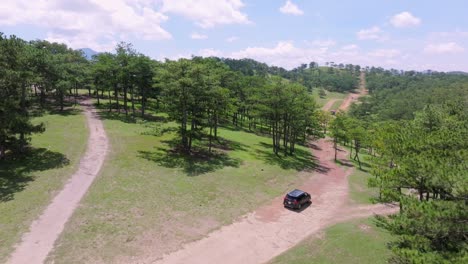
[321,99,338,112]
[152,139,397,264]
[338,72,368,111]
[148,70,396,264]
[7,100,109,264]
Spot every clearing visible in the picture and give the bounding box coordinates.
[151,139,396,264]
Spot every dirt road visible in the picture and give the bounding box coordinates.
[321,99,338,112]
[152,139,397,264]
[7,100,109,264]
[338,72,368,111]
[148,70,395,264]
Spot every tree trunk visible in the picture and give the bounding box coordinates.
[182,109,188,151]
[130,84,135,116]
[334,137,338,161]
[40,87,45,108]
[209,111,213,152]
[115,85,120,113]
[96,87,100,105]
[141,87,146,117]
[0,144,5,160]
[20,82,27,152]
[108,90,112,112]
[123,84,128,116]
[214,112,218,140]
[59,89,64,111]
[188,118,195,153]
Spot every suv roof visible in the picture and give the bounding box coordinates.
[287,189,305,198]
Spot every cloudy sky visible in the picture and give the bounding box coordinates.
[1,0,467,71]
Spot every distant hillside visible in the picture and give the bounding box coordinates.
[79,48,98,60]
[447,71,468,76]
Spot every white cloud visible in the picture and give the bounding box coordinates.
[199,42,402,70]
[226,36,239,42]
[341,44,359,51]
[160,0,250,28]
[368,49,401,58]
[0,0,171,51]
[191,32,208,40]
[424,42,465,54]
[307,39,336,47]
[390,12,421,28]
[229,41,329,69]
[430,31,468,38]
[190,41,468,72]
[279,1,304,16]
[357,26,387,41]
[198,48,223,57]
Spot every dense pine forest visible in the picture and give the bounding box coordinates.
[1,33,467,263]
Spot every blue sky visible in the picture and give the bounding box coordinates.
[1,0,467,71]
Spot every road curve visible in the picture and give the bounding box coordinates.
[7,100,109,264]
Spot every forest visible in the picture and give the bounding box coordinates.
[331,69,468,263]
[2,33,359,159]
[1,32,467,263]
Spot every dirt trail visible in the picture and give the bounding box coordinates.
[321,99,338,112]
[147,70,394,264]
[7,100,109,264]
[152,139,396,264]
[338,72,368,111]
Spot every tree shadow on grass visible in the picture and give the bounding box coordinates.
[94,102,168,124]
[0,148,70,202]
[30,105,82,118]
[97,111,138,123]
[96,108,169,124]
[138,139,242,176]
[206,137,249,152]
[256,142,323,172]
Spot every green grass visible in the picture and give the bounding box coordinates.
[349,168,379,205]
[330,99,343,111]
[312,89,348,107]
[0,110,88,262]
[269,218,392,264]
[346,150,379,205]
[47,110,318,263]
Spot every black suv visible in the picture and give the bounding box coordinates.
[283,189,311,209]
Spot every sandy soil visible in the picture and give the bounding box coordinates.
[7,100,109,264]
[338,72,368,111]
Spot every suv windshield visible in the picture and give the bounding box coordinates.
[286,194,300,200]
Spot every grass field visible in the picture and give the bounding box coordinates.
[312,89,348,107]
[0,109,88,262]
[330,99,344,111]
[47,108,318,263]
[269,218,392,264]
[346,150,379,205]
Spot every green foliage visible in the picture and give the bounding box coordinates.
[0,34,45,158]
[368,103,468,263]
[351,69,468,121]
